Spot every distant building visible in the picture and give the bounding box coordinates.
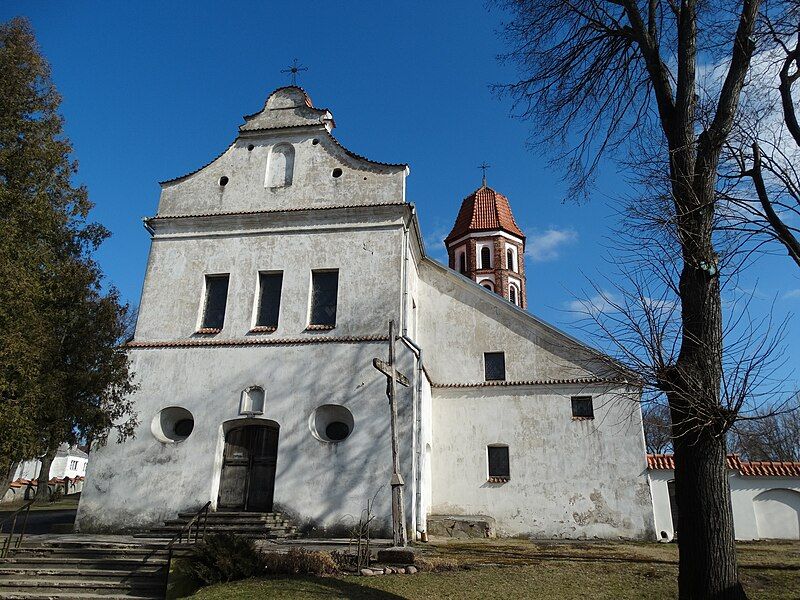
[76,85,654,540]
[2,444,88,504]
[648,453,800,540]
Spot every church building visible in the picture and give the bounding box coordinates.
[76,86,655,540]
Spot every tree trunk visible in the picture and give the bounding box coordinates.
[670,412,744,599]
[33,449,56,504]
[0,458,18,503]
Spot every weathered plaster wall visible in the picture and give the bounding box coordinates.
[415,260,617,384]
[76,342,416,533]
[648,469,800,540]
[135,218,407,341]
[158,132,406,217]
[430,385,653,538]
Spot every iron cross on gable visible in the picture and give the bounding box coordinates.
[281,58,308,85]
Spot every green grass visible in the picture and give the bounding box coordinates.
[172,539,800,600]
[0,496,80,514]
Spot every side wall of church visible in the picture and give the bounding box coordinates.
[430,385,653,538]
[415,260,655,538]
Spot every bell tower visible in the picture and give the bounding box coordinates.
[444,180,527,308]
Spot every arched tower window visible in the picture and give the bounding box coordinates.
[458,251,467,274]
[507,248,515,272]
[266,143,295,188]
[480,280,494,292]
[509,285,518,306]
[480,246,491,269]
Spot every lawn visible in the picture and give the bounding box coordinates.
[172,539,800,599]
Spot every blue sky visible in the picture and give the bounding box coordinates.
[4,1,799,395]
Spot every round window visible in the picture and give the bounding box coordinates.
[309,404,354,443]
[218,176,229,186]
[332,168,343,178]
[151,407,195,443]
[325,421,350,441]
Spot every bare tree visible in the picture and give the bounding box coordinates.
[730,404,800,460]
[720,2,800,267]
[643,403,673,454]
[494,1,768,597]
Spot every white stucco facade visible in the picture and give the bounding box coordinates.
[648,457,800,540]
[76,86,654,539]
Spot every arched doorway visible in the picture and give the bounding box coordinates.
[753,489,800,539]
[218,423,279,512]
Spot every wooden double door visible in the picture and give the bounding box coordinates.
[218,424,278,512]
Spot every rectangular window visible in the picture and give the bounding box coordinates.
[309,270,339,328]
[69,460,78,469]
[201,274,229,330]
[488,446,510,480]
[255,272,283,329]
[571,396,594,419]
[484,352,506,381]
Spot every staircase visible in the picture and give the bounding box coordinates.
[0,540,169,599]
[136,510,297,541]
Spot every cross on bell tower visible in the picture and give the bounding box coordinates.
[478,162,490,187]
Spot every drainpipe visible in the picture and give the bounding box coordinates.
[400,334,425,540]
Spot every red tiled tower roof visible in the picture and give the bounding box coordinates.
[445,185,525,245]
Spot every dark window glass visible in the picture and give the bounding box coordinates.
[174,419,194,438]
[202,275,229,329]
[488,446,510,478]
[326,421,350,441]
[459,252,466,273]
[507,249,515,271]
[256,272,283,327]
[481,246,491,269]
[310,270,339,326]
[510,286,517,305]
[484,352,506,381]
[571,396,594,418]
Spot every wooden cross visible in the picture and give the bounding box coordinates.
[281,58,308,86]
[372,320,409,548]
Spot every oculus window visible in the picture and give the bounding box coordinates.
[309,270,339,327]
[201,275,229,330]
[256,272,283,328]
[488,445,510,480]
[571,396,594,419]
[484,352,506,381]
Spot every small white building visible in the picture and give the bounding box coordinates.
[648,454,800,540]
[76,85,655,539]
[2,444,88,504]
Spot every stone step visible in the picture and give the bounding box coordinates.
[166,517,289,526]
[10,548,168,560]
[0,593,144,600]
[0,579,163,593]
[0,557,167,568]
[0,566,165,577]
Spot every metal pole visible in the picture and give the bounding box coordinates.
[387,320,407,547]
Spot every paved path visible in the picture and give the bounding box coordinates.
[0,508,77,535]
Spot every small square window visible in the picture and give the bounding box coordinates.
[484,352,506,381]
[201,275,229,330]
[309,270,339,328]
[256,272,283,329]
[488,446,510,481]
[571,396,594,419]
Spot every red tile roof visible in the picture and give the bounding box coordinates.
[647,454,800,477]
[445,185,525,245]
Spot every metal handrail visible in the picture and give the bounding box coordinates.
[161,501,211,598]
[0,499,35,558]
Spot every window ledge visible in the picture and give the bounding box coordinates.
[250,326,277,334]
[488,476,510,484]
[572,416,595,421]
[306,324,336,331]
[196,327,222,335]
